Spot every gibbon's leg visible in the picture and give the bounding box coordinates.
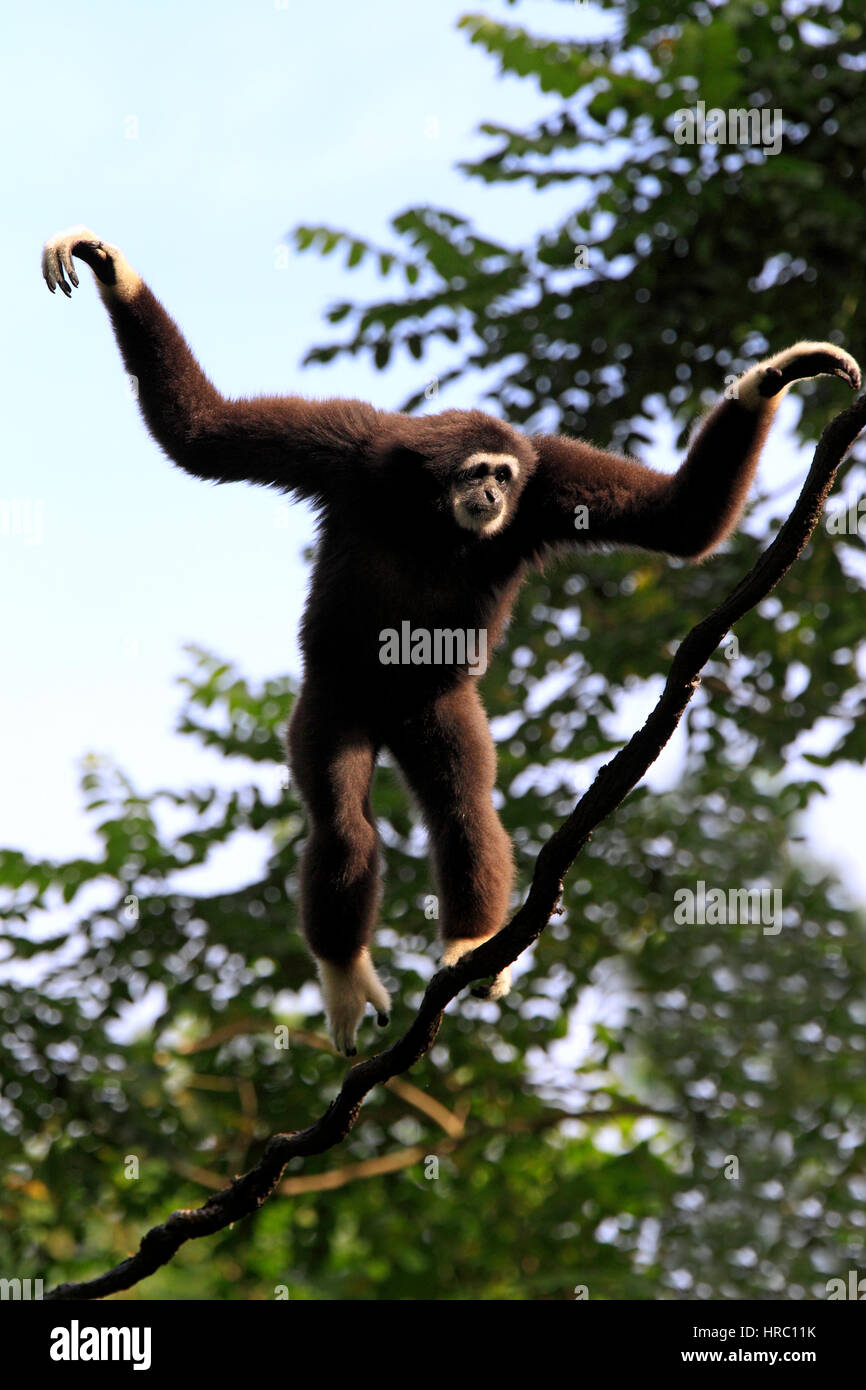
[287,689,390,1057]
[387,683,515,1002]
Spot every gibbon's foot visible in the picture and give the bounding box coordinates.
[738,341,861,410]
[440,937,512,1002]
[41,226,138,297]
[470,968,512,1001]
[316,949,391,1057]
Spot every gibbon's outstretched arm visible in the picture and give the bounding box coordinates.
[525,342,861,559]
[41,227,382,501]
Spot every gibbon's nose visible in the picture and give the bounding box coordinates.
[484,487,497,505]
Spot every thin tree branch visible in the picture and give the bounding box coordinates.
[44,393,866,1301]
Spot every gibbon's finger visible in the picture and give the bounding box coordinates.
[56,244,76,292]
[47,246,73,298]
[54,259,72,298]
[832,360,861,391]
[784,347,860,392]
[796,350,859,388]
[58,241,79,289]
[42,247,63,295]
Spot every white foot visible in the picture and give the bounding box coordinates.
[440,936,512,1001]
[317,949,391,1057]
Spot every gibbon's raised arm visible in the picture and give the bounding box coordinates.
[41,227,382,502]
[525,342,861,560]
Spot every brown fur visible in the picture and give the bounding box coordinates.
[41,229,861,1007]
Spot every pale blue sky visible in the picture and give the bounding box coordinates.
[2,0,864,904]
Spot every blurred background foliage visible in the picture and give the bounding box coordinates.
[3,0,866,1299]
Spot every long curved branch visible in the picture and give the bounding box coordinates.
[44,393,866,1301]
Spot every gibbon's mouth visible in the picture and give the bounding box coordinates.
[454,500,507,536]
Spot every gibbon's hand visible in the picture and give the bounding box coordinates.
[756,343,861,399]
[42,226,122,296]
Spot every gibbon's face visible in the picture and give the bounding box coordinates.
[450,452,520,538]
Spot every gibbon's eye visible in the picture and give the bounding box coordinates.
[494,467,511,485]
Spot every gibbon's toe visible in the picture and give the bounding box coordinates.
[330,1005,365,1058]
[442,937,511,1003]
[471,965,512,1002]
[359,957,391,1022]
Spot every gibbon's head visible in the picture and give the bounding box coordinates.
[377,409,537,540]
[449,451,520,537]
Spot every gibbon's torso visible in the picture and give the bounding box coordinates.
[299,518,526,717]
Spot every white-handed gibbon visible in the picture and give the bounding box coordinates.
[42,226,861,1053]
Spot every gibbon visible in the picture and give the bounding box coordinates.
[42,226,861,1053]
